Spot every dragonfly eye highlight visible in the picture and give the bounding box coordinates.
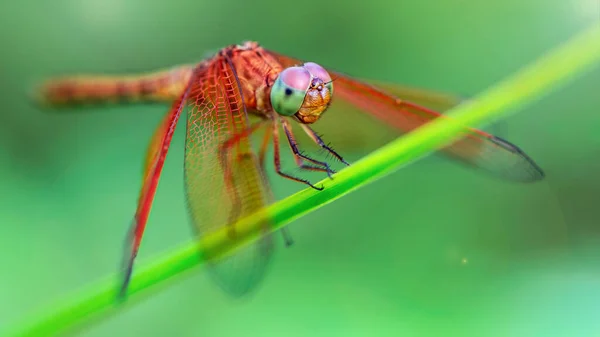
[271,66,311,116]
[303,62,331,81]
[304,62,333,96]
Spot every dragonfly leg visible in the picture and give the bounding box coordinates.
[253,122,295,247]
[219,122,267,239]
[258,125,272,170]
[299,123,350,166]
[272,117,324,190]
[280,227,294,247]
[281,119,336,178]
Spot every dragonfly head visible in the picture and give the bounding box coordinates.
[270,62,333,124]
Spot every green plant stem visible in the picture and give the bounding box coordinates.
[5,22,600,337]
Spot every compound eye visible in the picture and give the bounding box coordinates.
[303,62,332,83]
[270,66,311,116]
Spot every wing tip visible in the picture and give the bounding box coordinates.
[490,136,545,182]
[205,233,275,298]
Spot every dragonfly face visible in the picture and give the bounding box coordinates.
[270,62,333,124]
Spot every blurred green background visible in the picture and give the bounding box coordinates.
[1,0,599,336]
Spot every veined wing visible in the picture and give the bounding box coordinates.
[267,51,544,182]
[184,57,273,296]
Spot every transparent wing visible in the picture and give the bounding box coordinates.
[184,58,273,296]
[267,51,544,182]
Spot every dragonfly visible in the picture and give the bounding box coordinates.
[38,41,544,298]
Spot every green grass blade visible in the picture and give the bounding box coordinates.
[4,22,600,337]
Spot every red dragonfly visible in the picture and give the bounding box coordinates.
[38,41,544,298]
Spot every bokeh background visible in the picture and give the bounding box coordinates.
[1,0,599,336]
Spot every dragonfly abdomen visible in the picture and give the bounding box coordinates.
[36,65,194,106]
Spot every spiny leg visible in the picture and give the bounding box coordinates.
[258,125,272,170]
[256,122,294,247]
[280,228,294,247]
[299,123,350,166]
[272,116,324,191]
[219,121,295,246]
[219,121,268,239]
[281,118,335,178]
